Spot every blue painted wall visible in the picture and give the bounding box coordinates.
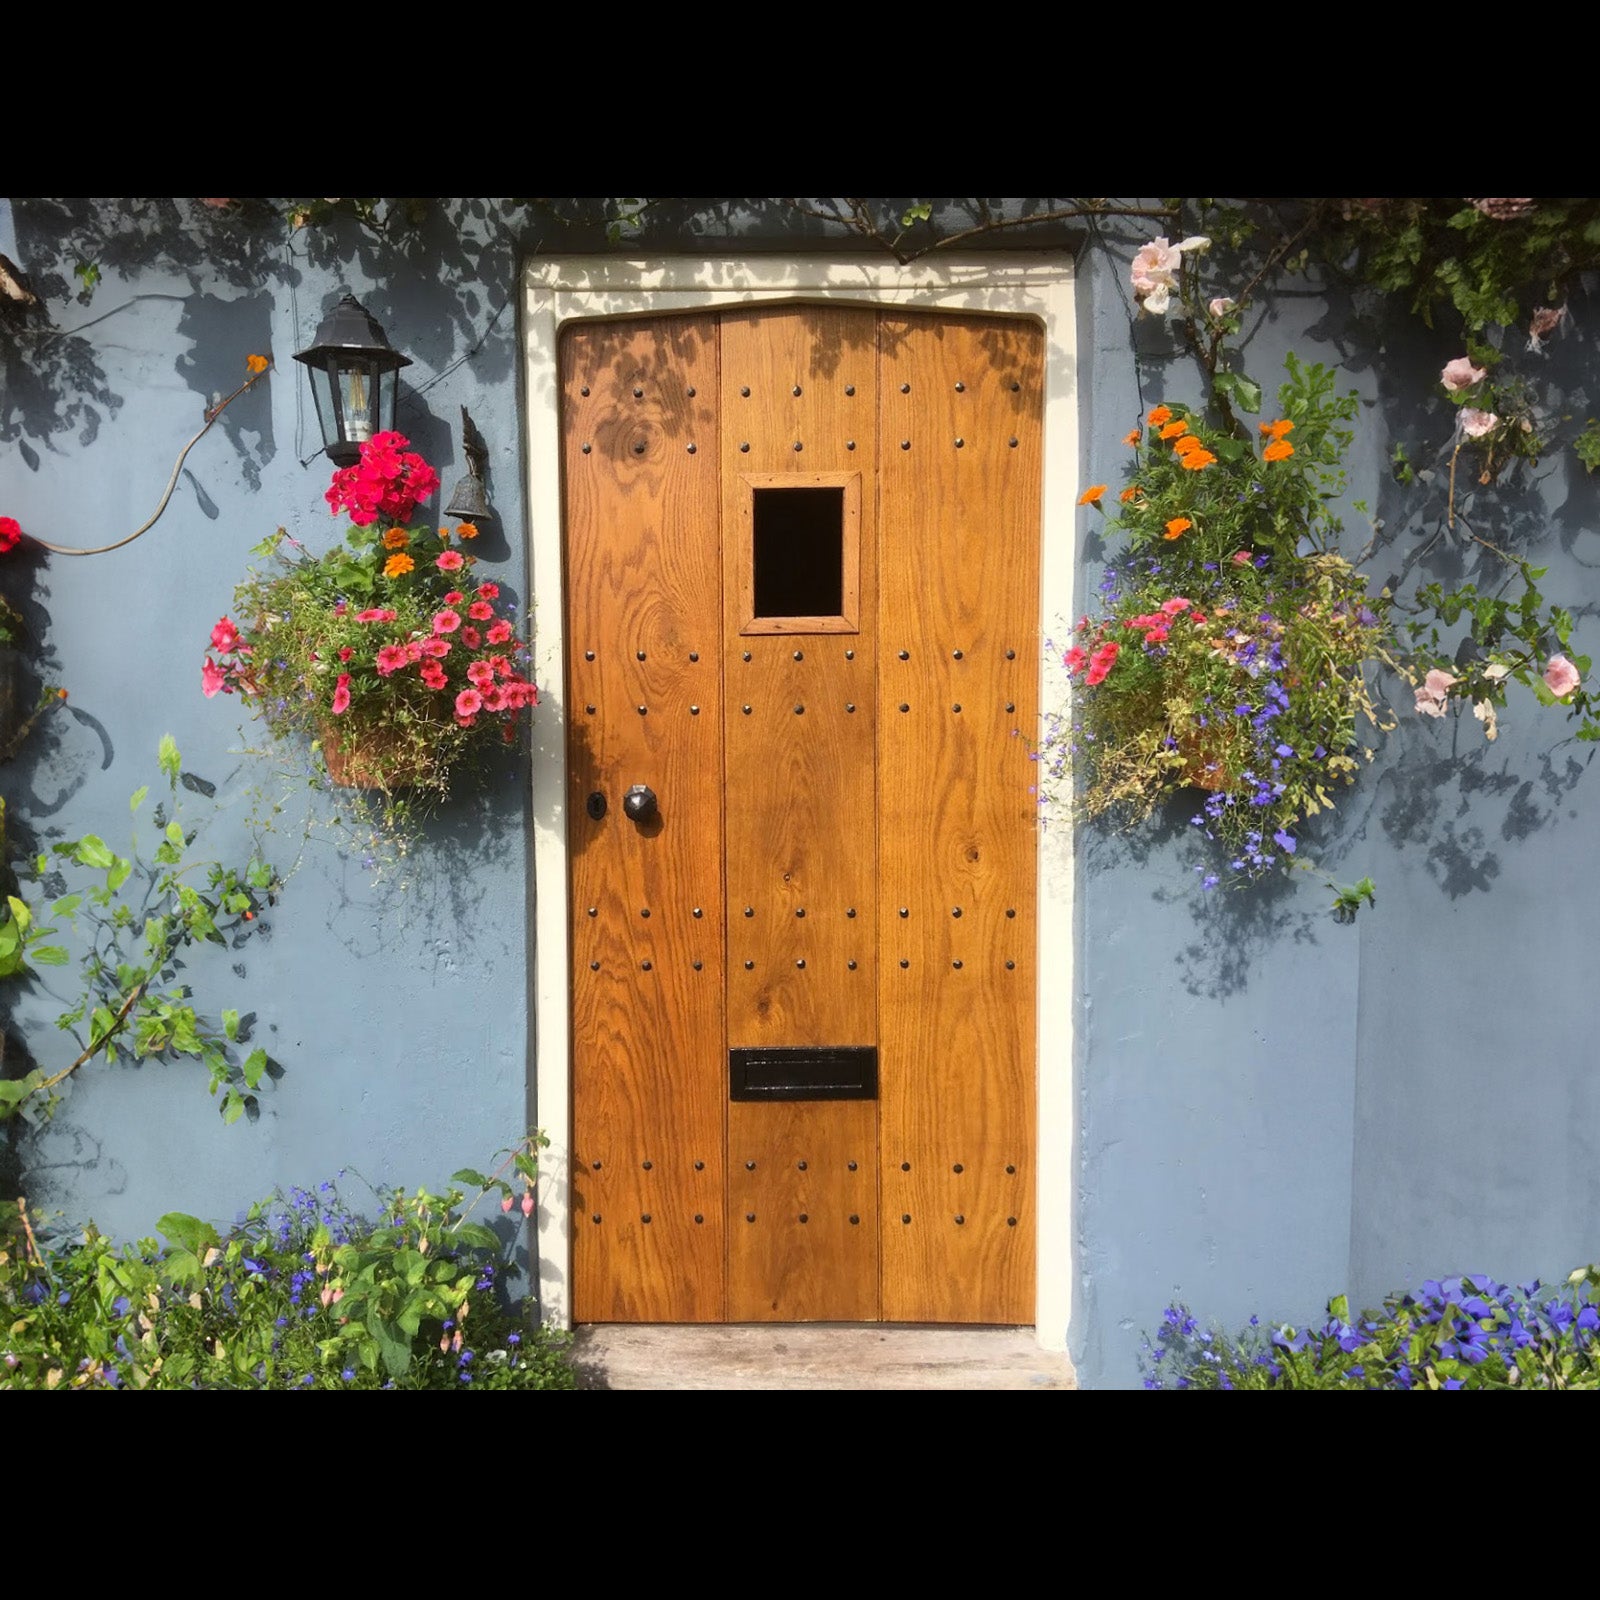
[3,199,1596,1387]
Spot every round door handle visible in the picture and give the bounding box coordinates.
[623,784,658,822]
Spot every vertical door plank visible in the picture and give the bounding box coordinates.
[722,308,880,1051]
[877,314,1043,1323]
[727,1100,879,1320]
[564,315,727,1321]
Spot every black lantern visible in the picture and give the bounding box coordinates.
[293,293,411,467]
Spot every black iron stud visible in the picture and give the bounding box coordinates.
[793,650,804,661]
[693,907,703,918]
[900,959,909,968]
[580,385,590,397]
[641,961,651,971]
[902,1161,911,1172]
[797,1161,807,1170]
[902,1214,911,1224]
[585,650,595,661]
[632,440,645,454]
[687,443,697,454]
[687,386,696,397]
[1006,702,1015,713]
[1008,1217,1018,1227]
[642,1214,652,1224]
[901,440,911,451]
[740,442,750,452]
[847,960,857,970]
[847,908,856,918]
[746,1160,756,1170]
[695,1214,704,1224]
[845,385,855,395]
[1006,1165,1016,1175]
[793,441,803,452]
[692,960,703,971]
[796,959,805,969]
[742,705,751,715]
[900,907,909,918]
[585,705,595,715]
[741,386,750,397]
[642,1160,653,1170]
[901,383,911,394]
[589,961,599,971]
[955,381,965,392]
[690,651,700,662]
[848,1161,858,1171]
[640,907,650,918]
[637,650,646,661]
[1006,960,1016,970]
[633,387,643,398]
[795,908,805,918]
[1009,437,1019,448]
[955,1215,965,1226]
[747,1213,756,1223]
[592,1214,601,1224]
[581,443,591,454]
[793,385,802,396]
[1006,648,1016,661]
[745,907,754,917]
[799,1214,809,1224]
[845,649,854,661]
[846,703,855,713]
[847,440,856,451]
[899,703,909,713]
[690,705,700,715]
[952,960,963,969]
[952,907,962,917]
[953,650,964,660]
[953,1163,964,1173]
[794,704,804,715]
[742,651,752,662]
[899,650,910,660]
[744,960,754,970]
[955,438,964,448]
[637,705,647,715]
[695,1160,705,1170]
[587,907,598,917]
[849,1215,860,1225]
[953,703,962,713]
[1007,908,1016,918]
[1011,381,1021,392]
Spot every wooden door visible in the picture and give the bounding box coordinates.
[563,305,1041,1324]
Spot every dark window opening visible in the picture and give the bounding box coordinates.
[752,487,844,618]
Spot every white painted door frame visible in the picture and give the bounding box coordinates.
[522,254,1078,1348]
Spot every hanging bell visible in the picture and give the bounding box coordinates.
[444,471,492,521]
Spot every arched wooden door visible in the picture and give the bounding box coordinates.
[562,304,1041,1322]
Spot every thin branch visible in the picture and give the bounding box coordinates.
[27,363,272,558]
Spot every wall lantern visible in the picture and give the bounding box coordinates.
[293,293,411,467]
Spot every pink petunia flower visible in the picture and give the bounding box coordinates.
[460,627,482,650]
[443,590,465,607]
[468,600,493,621]
[420,662,448,691]
[375,644,409,676]
[486,620,512,645]
[476,581,500,600]
[436,549,465,572]
[455,688,484,718]
[210,617,241,653]
[201,657,228,698]
[433,609,462,635]
[331,673,352,715]
[467,660,495,688]
[420,637,451,659]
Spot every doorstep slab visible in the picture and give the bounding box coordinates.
[569,1324,1077,1390]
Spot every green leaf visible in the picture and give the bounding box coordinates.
[106,855,133,893]
[453,1222,503,1252]
[29,944,69,966]
[450,1169,491,1188]
[1214,370,1263,415]
[241,1048,267,1089]
[371,1316,413,1379]
[158,1212,221,1256]
[6,895,30,933]
[158,735,181,782]
[165,822,185,847]
[51,893,82,919]
[129,786,148,814]
[73,835,115,869]
[220,1090,245,1125]
[223,1008,240,1042]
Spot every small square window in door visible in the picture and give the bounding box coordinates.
[740,471,860,634]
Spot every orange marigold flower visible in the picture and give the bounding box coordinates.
[1263,440,1295,462]
[1173,433,1204,455]
[1119,486,1142,503]
[1078,484,1108,506]
[1123,428,1141,446]
[383,553,415,578]
[455,522,480,540]
[1159,420,1189,441]
[382,527,410,550]
[1164,517,1192,540]
[1179,450,1217,471]
[1147,406,1173,427]
[245,353,270,374]
[1269,419,1295,439]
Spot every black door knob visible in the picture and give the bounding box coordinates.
[623,784,658,822]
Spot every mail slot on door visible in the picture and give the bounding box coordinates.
[729,1046,878,1102]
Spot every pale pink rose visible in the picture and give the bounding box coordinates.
[1175,235,1211,255]
[1459,408,1499,439]
[1440,357,1486,392]
[1208,297,1236,319]
[1544,654,1581,698]
[1131,238,1182,312]
[1415,667,1457,718]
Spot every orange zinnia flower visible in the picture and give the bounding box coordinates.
[1259,418,1295,439]
[1119,486,1142,503]
[1147,406,1173,427]
[1179,450,1217,471]
[383,527,410,549]
[1159,420,1189,441]
[455,522,480,540]
[1078,484,1108,506]
[245,353,270,374]
[383,553,416,578]
[1263,441,1295,462]
[1123,428,1141,446]
[1173,433,1204,455]
[1164,517,1192,540]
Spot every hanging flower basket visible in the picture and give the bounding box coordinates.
[318,719,439,791]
